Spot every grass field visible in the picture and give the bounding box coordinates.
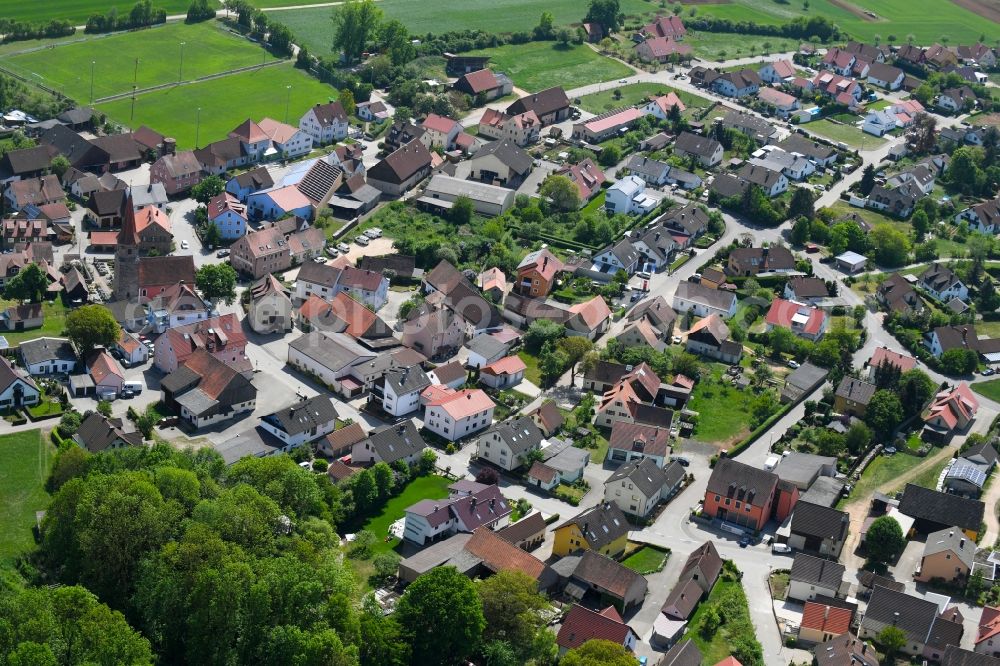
[973,379,1000,403]
[0,0,190,26]
[3,22,269,103]
[680,580,750,664]
[359,475,451,554]
[683,0,996,45]
[823,200,910,233]
[97,62,335,148]
[0,300,68,345]
[622,545,669,574]
[577,81,711,114]
[909,456,949,491]
[271,0,658,54]
[686,30,799,61]
[0,430,54,563]
[838,452,924,507]
[807,118,882,150]
[466,42,632,92]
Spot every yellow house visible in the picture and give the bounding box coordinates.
[552,502,630,558]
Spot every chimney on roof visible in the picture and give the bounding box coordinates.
[861,642,868,655]
[960,537,966,548]
[471,496,477,509]
[397,423,406,434]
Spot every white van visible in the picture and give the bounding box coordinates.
[122,381,143,394]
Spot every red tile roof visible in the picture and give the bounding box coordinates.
[557,604,633,651]
[481,355,526,377]
[977,606,1000,647]
[464,526,548,580]
[766,298,827,336]
[802,601,853,636]
[421,113,459,135]
[422,387,495,419]
[87,349,123,384]
[868,347,916,374]
[569,296,612,330]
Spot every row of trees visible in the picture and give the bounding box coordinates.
[84,0,167,34]
[0,17,74,43]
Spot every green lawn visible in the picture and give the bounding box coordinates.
[622,545,669,574]
[838,452,925,507]
[807,118,883,150]
[518,350,543,386]
[97,62,335,148]
[684,0,996,45]
[3,21,269,103]
[27,400,65,419]
[909,456,949,491]
[0,430,54,563]
[973,379,1000,403]
[576,82,711,115]
[685,30,799,61]
[0,299,68,345]
[466,42,633,93]
[823,200,909,234]
[687,365,770,445]
[271,0,657,54]
[359,475,451,554]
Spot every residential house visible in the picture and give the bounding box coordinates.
[115,329,148,367]
[616,318,667,352]
[784,276,829,304]
[556,605,637,655]
[552,501,630,558]
[938,86,977,113]
[194,137,250,176]
[401,303,465,359]
[154,313,247,374]
[863,109,899,137]
[867,182,920,218]
[789,552,845,601]
[976,607,1000,656]
[759,59,796,83]
[72,412,142,453]
[422,386,495,441]
[128,183,167,212]
[722,111,779,144]
[138,256,198,301]
[765,298,828,341]
[19,337,77,376]
[351,419,426,466]
[573,107,644,144]
[750,147,814,181]
[788,501,850,558]
[5,175,64,212]
[356,100,389,122]
[160,349,256,430]
[812,71,864,106]
[565,296,613,340]
[299,101,348,145]
[452,68,513,102]
[87,349,124,398]
[594,362,673,429]
[672,281,737,318]
[628,296,676,334]
[833,376,877,418]
[660,541,723,621]
[925,324,996,359]
[956,197,1000,235]
[916,528,974,584]
[127,205,172,255]
[207,192,248,240]
[898,483,984,539]
[420,174,515,217]
[757,87,801,117]
[287,330,386,397]
[737,163,788,197]
[712,69,762,98]
[821,47,858,76]
[375,365,432,417]
[593,238,643,275]
[640,14,686,38]
[778,134,839,167]
[149,150,202,195]
[531,437,589,487]
[403,482,511,545]
[554,158,606,204]
[528,399,564,437]
[0,356,39,409]
[85,188,127,227]
[919,264,969,303]
[643,92,686,120]
[582,359,629,393]
[467,139,532,188]
[554,550,648,612]
[477,108,541,146]
[476,415,545,472]
[859,585,964,660]
[626,155,672,187]
[867,62,905,89]
[704,458,787,531]
[480,355,526,389]
[864,347,916,379]
[924,383,980,441]
[800,601,856,645]
[634,35,692,63]
[727,245,796,276]
[145,282,214,333]
[367,140,432,196]
[419,113,462,151]
[877,273,923,315]
[604,457,684,517]
[605,175,658,215]
[685,314,742,364]
[515,248,563,298]
[258,394,338,450]
[505,86,571,126]
[674,131,723,167]
[226,166,275,203]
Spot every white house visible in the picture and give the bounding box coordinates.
[919,264,969,303]
[476,416,545,472]
[672,281,737,318]
[866,62,905,90]
[422,386,495,442]
[259,118,313,159]
[605,175,658,215]
[788,552,844,602]
[479,355,526,389]
[351,420,426,466]
[758,59,796,83]
[593,239,642,275]
[603,458,684,518]
[862,110,898,137]
[376,366,431,417]
[465,334,509,370]
[402,482,511,545]
[751,147,815,181]
[115,330,149,367]
[19,337,78,376]
[0,356,40,409]
[956,197,1000,234]
[299,101,349,145]
[259,395,339,450]
[207,192,248,240]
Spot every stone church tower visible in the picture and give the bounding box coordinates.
[114,197,140,301]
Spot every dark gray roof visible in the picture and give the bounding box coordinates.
[471,139,533,175]
[19,336,75,367]
[214,426,284,465]
[556,501,630,550]
[924,527,975,570]
[787,276,829,299]
[706,458,779,504]
[785,362,829,391]
[607,457,668,499]
[898,483,985,533]
[382,365,431,395]
[791,501,849,541]
[261,395,338,436]
[942,646,1000,666]
[812,634,879,666]
[466,332,508,359]
[297,261,342,288]
[963,439,998,467]
[582,359,629,385]
[660,639,703,666]
[790,552,845,588]
[674,131,722,159]
[834,376,877,405]
[662,460,685,490]
[496,511,545,544]
[73,413,141,453]
[361,419,426,463]
[675,281,736,312]
[288,331,374,372]
[487,416,545,456]
[861,585,938,645]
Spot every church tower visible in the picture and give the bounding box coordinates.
[114,196,140,302]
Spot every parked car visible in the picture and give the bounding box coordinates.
[670,455,690,467]
[982,367,996,376]
[180,240,189,250]
[337,242,351,253]
[671,335,682,344]
[326,247,340,257]
[637,271,651,280]
[216,249,230,258]
[355,236,369,246]
[884,447,897,455]
[365,227,382,239]
[772,543,792,554]
[313,256,327,263]
[738,536,751,548]
[787,360,800,369]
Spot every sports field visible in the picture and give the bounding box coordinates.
[96,62,335,148]
[684,0,996,45]
[466,42,632,93]
[2,21,269,103]
[271,0,658,54]
[0,430,54,563]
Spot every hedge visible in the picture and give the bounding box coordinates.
[728,402,794,459]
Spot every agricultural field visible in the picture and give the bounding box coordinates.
[466,41,633,93]
[2,21,269,103]
[576,81,711,114]
[682,0,996,45]
[0,0,190,26]
[0,430,54,563]
[97,63,335,148]
[271,0,658,54]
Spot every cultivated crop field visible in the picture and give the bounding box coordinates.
[96,62,335,148]
[684,0,996,45]
[2,21,268,103]
[466,41,632,93]
[0,0,190,26]
[272,0,658,54]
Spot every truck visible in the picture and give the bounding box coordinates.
[764,454,780,471]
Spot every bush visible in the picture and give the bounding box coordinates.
[312,458,329,473]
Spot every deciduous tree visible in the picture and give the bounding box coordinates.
[66,304,120,352]
[195,263,237,305]
[395,567,485,666]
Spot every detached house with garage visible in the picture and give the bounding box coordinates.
[299,101,349,145]
[673,282,737,318]
[476,415,545,472]
[919,263,969,304]
[259,394,338,450]
[367,140,433,197]
[403,482,511,545]
[422,386,495,441]
[352,419,426,466]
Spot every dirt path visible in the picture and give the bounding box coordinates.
[980,473,1000,547]
[949,0,1000,24]
[827,0,878,21]
[840,446,956,572]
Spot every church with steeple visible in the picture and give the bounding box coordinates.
[114,200,140,301]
